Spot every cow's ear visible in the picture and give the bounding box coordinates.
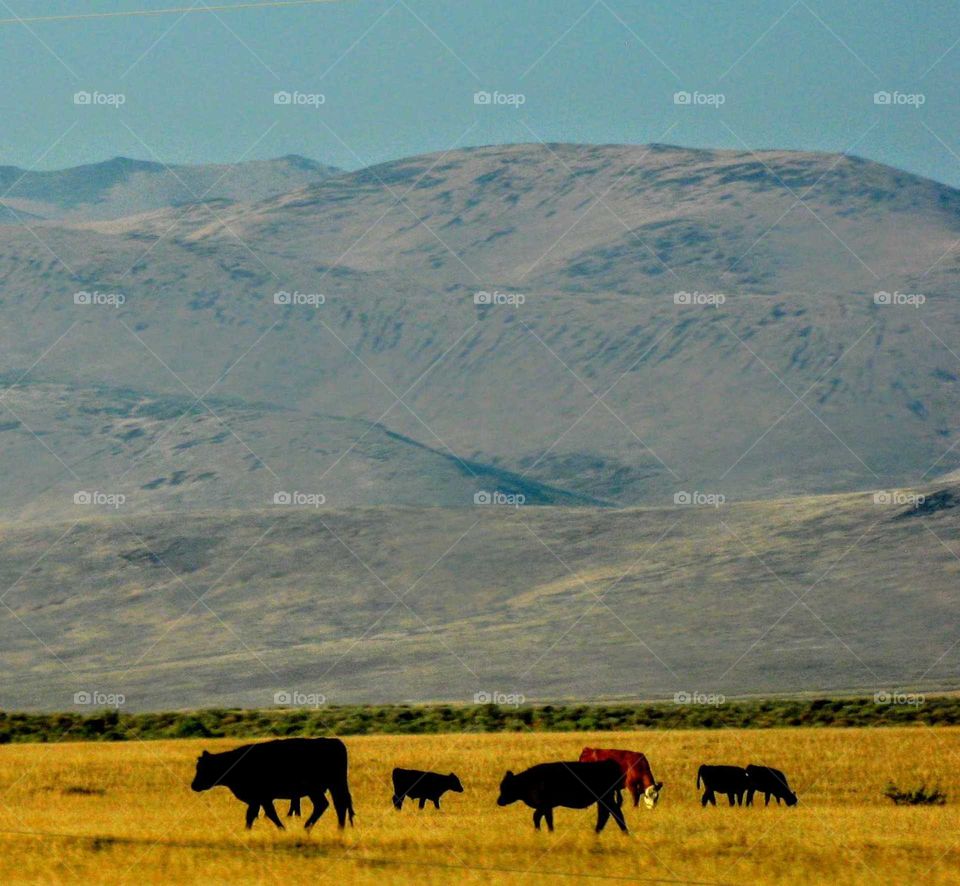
[505,770,514,778]
[201,750,210,757]
[655,781,664,790]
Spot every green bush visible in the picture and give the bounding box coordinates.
[0,697,959,742]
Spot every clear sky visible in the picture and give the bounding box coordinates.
[3,0,960,185]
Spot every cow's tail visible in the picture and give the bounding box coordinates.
[697,765,705,789]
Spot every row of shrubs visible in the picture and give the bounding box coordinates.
[0,696,957,743]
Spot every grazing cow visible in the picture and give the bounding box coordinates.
[746,764,798,807]
[697,765,749,807]
[497,760,628,833]
[191,737,354,830]
[579,747,663,808]
[392,768,464,810]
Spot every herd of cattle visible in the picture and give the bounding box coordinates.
[191,738,799,833]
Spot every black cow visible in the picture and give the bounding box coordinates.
[497,760,627,833]
[697,764,749,807]
[746,764,798,807]
[392,768,464,810]
[191,737,354,830]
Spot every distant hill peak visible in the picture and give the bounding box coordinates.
[0,154,340,221]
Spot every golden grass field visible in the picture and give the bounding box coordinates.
[0,727,958,884]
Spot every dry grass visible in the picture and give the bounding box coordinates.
[0,728,958,884]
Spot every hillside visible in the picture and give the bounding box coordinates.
[0,155,338,222]
[0,482,956,709]
[0,378,594,522]
[0,144,959,506]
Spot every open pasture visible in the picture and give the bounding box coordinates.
[0,727,957,884]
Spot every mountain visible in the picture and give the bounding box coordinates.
[0,144,958,512]
[171,142,960,294]
[1,480,956,709]
[0,155,338,222]
[1,142,959,707]
[0,378,596,522]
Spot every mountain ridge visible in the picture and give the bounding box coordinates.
[0,142,958,510]
[0,154,340,222]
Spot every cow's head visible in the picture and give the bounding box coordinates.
[497,771,519,806]
[191,750,217,792]
[447,773,464,793]
[643,781,664,809]
[784,789,798,807]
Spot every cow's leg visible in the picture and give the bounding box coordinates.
[776,796,781,806]
[610,799,628,833]
[288,797,301,817]
[433,798,441,810]
[764,793,771,806]
[746,789,755,807]
[329,784,350,828]
[630,781,641,808]
[304,793,329,830]
[596,802,611,833]
[262,800,285,830]
[392,793,403,810]
[245,803,260,829]
[701,789,713,807]
[727,792,736,807]
[418,797,426,810]
[544,808,554,832]
[533,809,543,830]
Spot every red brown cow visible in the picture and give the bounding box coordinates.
[579,748,663,808]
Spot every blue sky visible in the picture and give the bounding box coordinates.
[3,0,960,185]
